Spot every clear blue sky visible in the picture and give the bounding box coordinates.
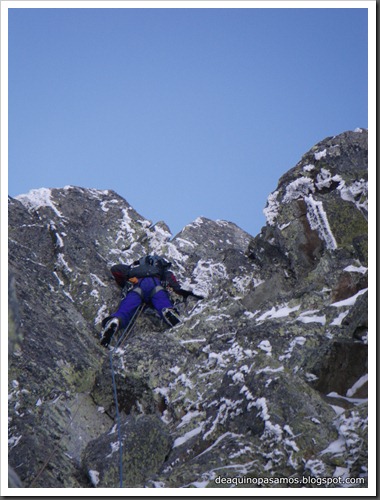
[7,4,368,237]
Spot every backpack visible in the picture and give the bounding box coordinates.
[128,254,171,279]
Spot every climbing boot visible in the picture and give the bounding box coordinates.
[100,318,120,347]
[162,308,181,327]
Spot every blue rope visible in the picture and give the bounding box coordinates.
[109,350,123,488]
[108,304,145,488]
[107,303,147,487]
[113,304,145,350]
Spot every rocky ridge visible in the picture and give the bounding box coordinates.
[8,129,369,489]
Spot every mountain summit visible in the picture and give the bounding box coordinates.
[8,129,368,489]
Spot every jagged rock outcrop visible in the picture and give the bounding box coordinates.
[82,414,172,488]
[8,129,368,489]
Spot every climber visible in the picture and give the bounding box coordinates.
[100,254,202,347]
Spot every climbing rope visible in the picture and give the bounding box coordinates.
[26,305,145,488]
[113,303,145,350]
[109,350,123,488]
[108,303,145,488]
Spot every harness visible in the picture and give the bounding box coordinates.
[131,277,165,303]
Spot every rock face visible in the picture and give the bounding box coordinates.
[8,129,368,489]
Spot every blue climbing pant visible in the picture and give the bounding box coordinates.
[111,277,174,328]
